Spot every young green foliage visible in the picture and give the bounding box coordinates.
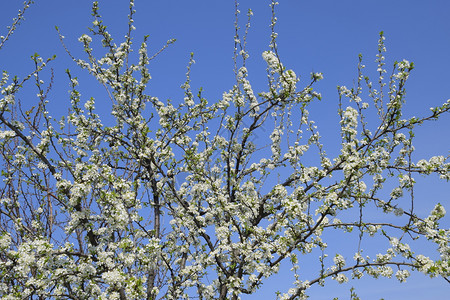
[0,1,449,299]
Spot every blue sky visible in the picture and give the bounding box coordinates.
[1,0,450,299]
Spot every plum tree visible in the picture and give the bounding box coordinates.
[0,1,449,299]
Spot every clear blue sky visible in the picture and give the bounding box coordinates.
[1,0,449,299]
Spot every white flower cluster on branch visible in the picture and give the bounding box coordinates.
[0,1,449,299]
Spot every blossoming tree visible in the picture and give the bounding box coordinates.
[0,1,449,299]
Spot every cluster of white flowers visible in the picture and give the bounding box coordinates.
[269,127,283,158]
[341,106,358,133]
[333,254,346,269]
[395,269,410,282]
[218,91,232,110]
[0,233,11,249]
[1,1,450,299]
[415,255,435,274]
[281,69,298,92]
[0,130,15,139]
[102,270,124,286]
[334,273,348,284]
[394,59,413,80]
[78,33,92,44]
[239,70,259,114]
[262,51,281,71]
[416,156,449,179]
